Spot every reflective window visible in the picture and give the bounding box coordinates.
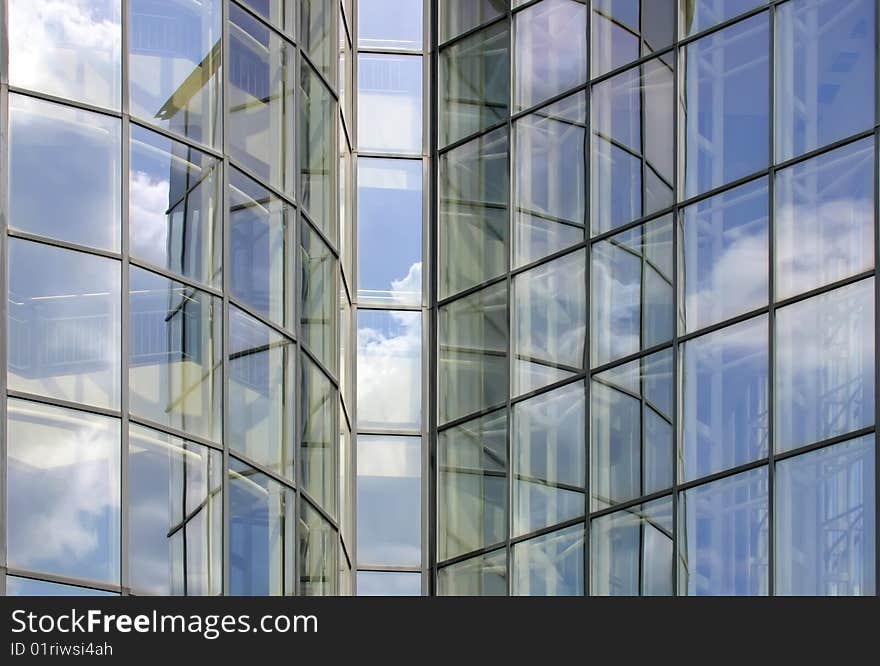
[592,350,673,509]
[357,310,422,430]
[591,215,673,366]
[357,571,421,596]
[776,435,875,596]
[359,0,422,49]
[439,128,508,300]
[300,501,338,596]
[513,92,585,268]
[439,283,508,425]
[129,0,222,146]
[7,399,120,585]
[591,0,675,78]
[681,0,766,36]
[229,307,294,480]
[357,158,423,304]
[301,62,336,240]
[437,548,507,595]
[8,0,121,109]
[439,21,509,148]
[6,577,118,596]
[591,497,673,596]
[301,355,337,516]
[776,0,875,161]
[301,223,337,373]
[775,138,875,300]
[301,0,335,84]
[438,410,507,561]
[229,458,295,595]
[237,0,294,33]
[512,382,585,536]
[681,316,769,481]
[130,124,222,287]
[8,239,121,410]
[129,424,222,595]
[512,250,586,396]
[680,178,769,333]
[682,13,770,199]
[129,266,222,443]
[679,467,769,596]
[512,524,585,596]
[9,94,121,251]
[358,54,422,154]
[776,278,874,453]
[357,435,421,567]
[440,0,508,43]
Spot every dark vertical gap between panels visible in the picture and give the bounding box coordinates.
[671,0,680,598]
[767,1,776,598]
[505,2,514,598]
[349,0,359,598]
[584,0,592,597]
[428,0,439,597]
[119,0,131,590]
[292,0,303,597]
[220,0,231,598]
[0,0,8,596]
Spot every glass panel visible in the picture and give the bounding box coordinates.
[512,524,585,596]
[681,316,769,481]
[512,382,585,536]
[357,310,422,430]
[229,168,291,327]
[228,458,295,595]
[776,0,875,161]
[680,178,769,333]
[6,576,118,596]
[438,410,507,561]
[592,350,673,509]
[228,4,294,194]
[513,0,587,112]
[357,158,423,304]
[129,266,222,443]
[681,0,766,36]
[512,250,586,396]
[513,92,585,268]
[301,355,337,517]
[775,138,875,300]
[129,0,222,146]
[357,435,421,567]
[301,223,337,373]
[9,94,121,251]
[129,424,222,595]
[439,282,508,425]
[775,278,874,453]
[6,398,120,585]
[679,467,769,596]
[592,0,676,78]
[130,124,222,287]
[437,548,507,595]
[8,239,121,410]
[776,435,875,596]
[301,0,334,84]
[591,215,673,366]
[229,307,294,480]
[591,497,673,596]
[682,12,770,199]
[359,0,423,49]
[358,54,423,154]
[237,0,294,33]
[8,0,121,109]
[300,501,338,596]
[439,21,509,148]
[357,571,421,596]
[301,62,336,240]
[440,0,509,43]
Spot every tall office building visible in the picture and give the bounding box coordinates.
[0,0,877,597]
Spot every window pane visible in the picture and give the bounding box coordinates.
[359,0,422,49]
[357,158,423,304]
[9,0,121,109]
[129,266,222,443]
[681,0,766,36]
[9,94,121,251]
[439,127,508,300]
[513,92,585,268]
[7,399,120,585]
[130,125,222,287]
[229,458,295,595]
[682,316,769,481]
[357,310,422,430]
[8,239,121,410]
[439,283,508,425]
[129,0,222,146]
[300,501,338,596]
[679,467,769,596]
[229,307,294,481]
[237,0,294,33]
[512,524,584,596]
[439,21,509,148]
[776,0,875,161]
[775,278,874,453]
[513,382,585,536]
[775,138,875,300]
[357,435,421,567]
[6,576,118,596]
[357,571,421,596]
[437,548,507,595]
[440,0,509,43]
[512,250,586,396]
[592,0,675,78]
[129,424,222,596]
[301,0,335,84]
[301,224,337,373]
[591,497,673,596]
[776,435,875,596]
[438,410,507,561]
[682,13,770,199]
[300,62,336,241]
[358,54,422,154]
[301,355,337,517]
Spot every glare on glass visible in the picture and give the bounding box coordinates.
[300,500,338,596]
[301,224,338,373]
[358,0,422,49]
[437,548,506,595]
[301,62,337,242]
[358,54,423,154]
[512,524,585,596]
[301,355,337,517]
